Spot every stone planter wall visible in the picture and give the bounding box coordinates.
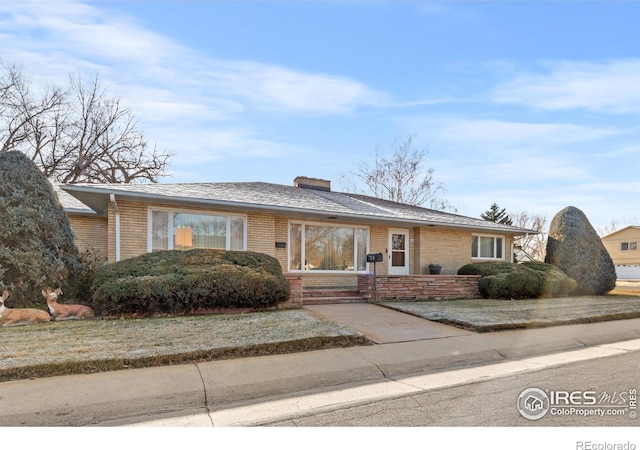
[358,274,481,302]
[285,273,481,305]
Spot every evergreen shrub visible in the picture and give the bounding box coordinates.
[92,249,290,316]
[522,261,578,297]
[0,151,82,307]
[457,261,576,299]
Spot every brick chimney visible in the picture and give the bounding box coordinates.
[293,176,331,192]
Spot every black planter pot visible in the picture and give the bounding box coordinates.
[428,264,442,275]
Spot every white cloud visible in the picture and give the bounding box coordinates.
[493,60,640,113]
[492,157,589,181]
[404,116,616,152]
[0,1,385,116]
[596,144,640,158]
[152,125,304,165]
[0,0,389,181]
[202,61,387,114]
[0,1,181,67]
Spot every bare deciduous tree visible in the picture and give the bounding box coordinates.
[511,210,548,261]
[339,135,455,211]
[0,64,65,156]
[0,63,171,183]
[598,217,640,236]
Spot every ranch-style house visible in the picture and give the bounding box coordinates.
[57,177,536,304]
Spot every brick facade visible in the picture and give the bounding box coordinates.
[91,199,514,303]
[68,214,108,256]
[417,227,474,275]
[283,274,303,306]
[247,212,277,256]
[107,200,149,261]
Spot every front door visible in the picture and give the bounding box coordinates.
[388,229,409,275]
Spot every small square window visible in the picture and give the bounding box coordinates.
[621,241,638,251]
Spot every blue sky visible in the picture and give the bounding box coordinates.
[1,1,639,231]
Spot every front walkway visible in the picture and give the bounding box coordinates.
[303,303,473,344]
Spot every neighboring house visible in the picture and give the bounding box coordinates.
[601,226,640,280]
[59,176,535,303]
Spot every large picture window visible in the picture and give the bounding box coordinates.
[149,209,246,252]
[289,222,368,272]
[472,234,504,260]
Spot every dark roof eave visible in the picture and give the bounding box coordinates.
[61,185,537,236]
[65,208,99,216]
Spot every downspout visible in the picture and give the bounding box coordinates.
[109,193,121,262]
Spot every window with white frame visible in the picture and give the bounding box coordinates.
[621,241,638,251]
[289,222,368,272]
[149,209,246,252]
[471,234,505,259]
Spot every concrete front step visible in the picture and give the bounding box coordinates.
[301,296,366,305]
[303,289,360,298]
[301,288,365,305]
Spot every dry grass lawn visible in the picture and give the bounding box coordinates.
[382,293,640,332]
[3,285,640,382]
[0,309,369,382]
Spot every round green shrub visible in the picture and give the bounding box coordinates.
[457,261,576,299]
[457,261,518,277]
[92,249,290,316]
[478,269,543,299]
[522,261,578,297]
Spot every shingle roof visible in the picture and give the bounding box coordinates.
[61,181,535,235]
[52,183,96,215]
[601,225,640,239]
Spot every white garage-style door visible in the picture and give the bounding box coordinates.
[616,265,640,280]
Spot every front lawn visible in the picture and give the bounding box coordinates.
[4,290,640,383]
[382,294,640,332]
[0,310,368,382]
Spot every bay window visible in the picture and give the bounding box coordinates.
[149,209,246,252]
[289,222,368,272]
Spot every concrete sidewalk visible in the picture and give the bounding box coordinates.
[1,305,640,426]
[304,303,473,343]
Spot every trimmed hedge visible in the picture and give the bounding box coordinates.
[521,261,578,298]
[457,261,577,299]
[92,249,290,316]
